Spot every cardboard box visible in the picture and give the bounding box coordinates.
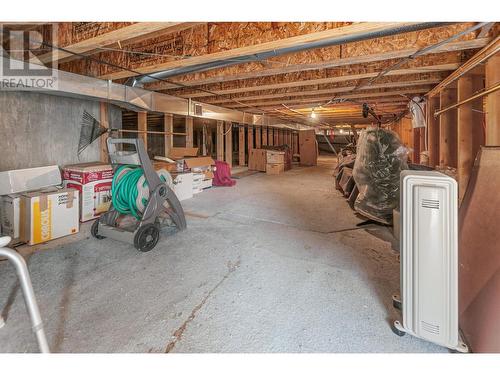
[168,147,199,160]
[62,162,113,222]
[20,188,79,245]
[248,149,267,171]
[153,160,177,173]
[201,179,213,190]
[1,194,21,241]
[266,151,285,164]
[0,165,62,195]
[266,163,285,175]
[185,156,215,170]
[172,172,193,201]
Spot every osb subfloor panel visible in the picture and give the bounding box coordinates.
[0,156,445,353]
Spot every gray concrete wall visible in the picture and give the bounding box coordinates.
[0,91,122,171]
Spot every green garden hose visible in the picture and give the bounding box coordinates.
[111,165,143,219]
[112,165,172,219]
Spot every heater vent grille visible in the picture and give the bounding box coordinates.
[421,198,440,209]
[421,321,440,335]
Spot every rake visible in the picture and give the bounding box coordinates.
[77,110,113,156]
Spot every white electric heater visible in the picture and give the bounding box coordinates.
[392,170,468,352]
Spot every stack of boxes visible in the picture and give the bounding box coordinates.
[0,166,80,246]
[153,147,215,201]
[266,150,285,175]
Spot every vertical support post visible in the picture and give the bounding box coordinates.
[485,54,500,146]
[216,120,224,161]
[239,125,246,166]
[99,102,109,163]
[457,74,484,202]
[274,128,279,145]
[138,111,148,153]
[164,113,173,157]
[278,129,283,145]
[427,96,440,167]
[185,116,194,148]
[262,127,268,146]
[247,125,254,155]
[224,122,232,167]
[292,132,298,155]
[255,126,261,149]
[413,128,421,163]
[439,87,458,167]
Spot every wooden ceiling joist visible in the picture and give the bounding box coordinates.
[427,35,500,97]
[226,87,432,109]
[200,78,441,105]
[98,22,447,81]
[36,22,200,64]
[146,37,488,91]
[173,63,458,99]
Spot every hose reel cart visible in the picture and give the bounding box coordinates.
[91,138,187,252]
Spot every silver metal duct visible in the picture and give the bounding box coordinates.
[0,56,304,129]
[135,22,449,84]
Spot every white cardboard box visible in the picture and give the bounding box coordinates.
[172,173,193,201]
[0,166,61,195]
[0,194,21,240]
[20,188,79,245]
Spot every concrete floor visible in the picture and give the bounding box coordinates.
[0,156,446,353]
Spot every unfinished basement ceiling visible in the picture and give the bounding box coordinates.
[11,21,496,128]
[30,22,496,126]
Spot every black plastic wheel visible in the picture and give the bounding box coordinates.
[134,223,160,252]
[391,322,406,337]
[91,219,105,239]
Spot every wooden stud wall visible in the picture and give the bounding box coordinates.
[225,122,232,167]
[216,120,224,161]
[164,113,173,156]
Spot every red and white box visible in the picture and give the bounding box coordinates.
[62,162,114,222]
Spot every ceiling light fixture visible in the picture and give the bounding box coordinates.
[310,108,317,119]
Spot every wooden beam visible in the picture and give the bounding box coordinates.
[185,116,194,148]
[274,128,279,145]
[262,127,268,146]
[37,23,196,64]
[457,74,484,202]
[216,120,224,161]
[204,78,441,105]
[293,132,299,155]
[99,22,438,80]
[99,102,109,163]
[426,97,440,166]
[148,38,488,90]
[239,125,245,166]
[485,54,500,146]
[224,122,232,167]
[427,36,500,97]
[179,64,458,99]
[164,113,173,157]
[247,125,254,156]
[226,88,433,109]
[255,126,261,149]
[138,111,148,152]
[439,87,458,167]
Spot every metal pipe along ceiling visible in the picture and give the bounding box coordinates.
[133,22,449,85]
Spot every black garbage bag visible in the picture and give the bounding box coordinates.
[352,127,409,224]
